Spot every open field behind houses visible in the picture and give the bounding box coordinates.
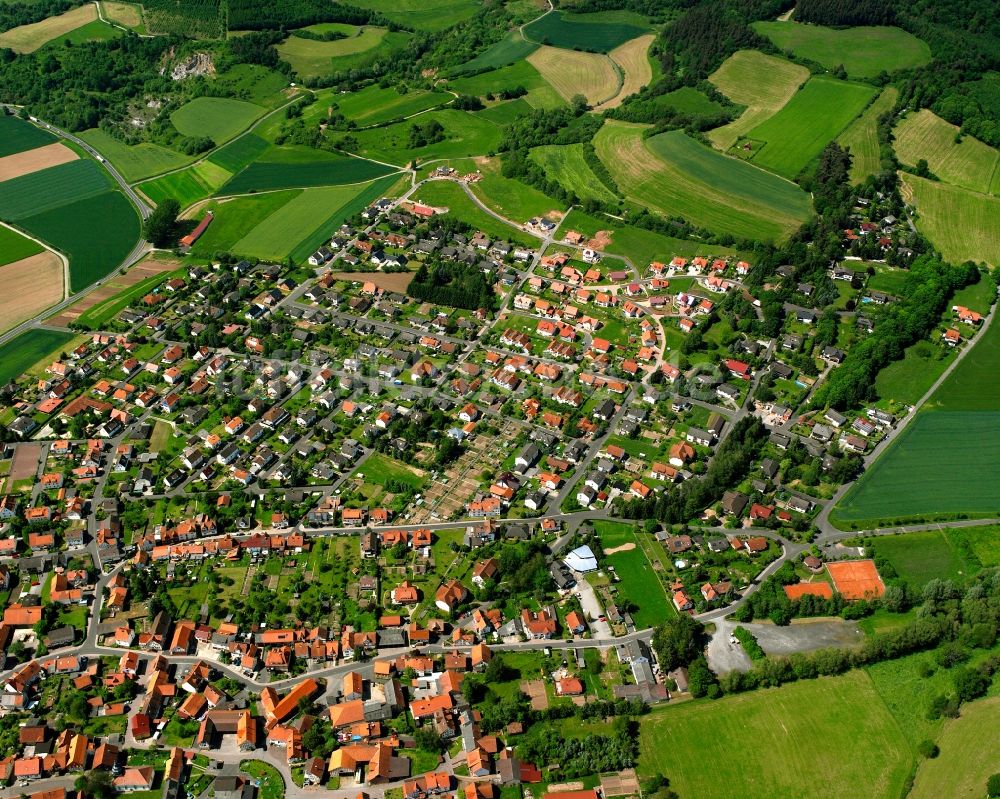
[747,76,876,179]
[170,97,265,143]
[638,671,913,799]
[0,115,56,158]
[187,191,300,257]
[0,251,62,334]
[595,34,655,111]
[529,143,619,203]
[0,329,75,384]
[0,142,77,182]
[894,109,999,194]
[412,181,538,247]
[524,9,650,52]
[900,173,1000,266]
[752,22,931,78]
[595,121,812,242]
[707,50,809,151]
[910,697,1000,799]
[837,87,899,184]
[527,46,619,106]
[0,4,97,52]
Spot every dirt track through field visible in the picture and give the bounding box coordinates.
[0,143,78,182]
[0,251,63,332]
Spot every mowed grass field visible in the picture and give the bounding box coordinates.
[872,530,978,587]
[900,173,1000,266]
[138,161,233,209]
[347,0,479,31]
[529,143,619,203]
[838,86,899,183]
[188,191,300,257]
[170,97,264,143]
[909,698,1000,799]
[707,50,809,151]
[412,180,538,247]
[450,30,537,75]
[78,128,192,182]
[0,3,97,52]
[639,671,913,799]
[353,110,503,165]
[277,26,389,78]
[206,133,270,173]
[0,329,74,384]
[469,159,564,222]
[753,22,931,78]
[317,85,449,128]
[894,110,999,194]
[835,315,1000,526]
[595,34,655,110]
[527,46,619,106]
[524,9,650,52]
[0,114,55,157]
[220,157,396,194]
[0,225,44,266]
[592,521,673,628]
[595,121,812,242]
[747,76,876,178]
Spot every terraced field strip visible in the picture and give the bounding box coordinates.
[594,34,655,111]
[527,46,619,106]
[837,86,899,184]
[707,50,809,151]
[894,109,1000,194]
[0,4,98,52]
[595,121,811,242]
[900,173,1000,266]
[747,75,876,178]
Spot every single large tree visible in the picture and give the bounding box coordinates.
[144,198,180,247]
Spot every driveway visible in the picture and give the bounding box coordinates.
[572,573,613,638]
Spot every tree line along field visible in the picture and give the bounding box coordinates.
[594,121,812,242]
[707,50,809,151]
[752,22,931,79]
[910,698,1000,799]
[77,129,196,183]
[833,313,1000,527]
[744,76,876,179]
[837,86,899,184]
[900,173,1000,267]
[638,671,913,799]
[893,109,1000,195]
[523,9,650,53]
[312,85,450,128]
[529,143,619,203]
[352,109,504,166]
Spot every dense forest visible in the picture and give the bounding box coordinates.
[225,0,397,33]
[408,260,498,312]
[0,0,79,35]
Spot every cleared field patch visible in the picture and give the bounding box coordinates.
[593,520,673,629]
[894,110,999,194]
[100,1,142,28]
[277,26,388,78]
[469,158,564,223]
[638,671,913,799]
[595,121,812,242]
[138,161,233,209]
[451,30,538,75]
[412,180,538,247]
[527,46,619,106]
[347,0,479,32]
[529,143,618,203]
[595,34,655,111]
[524,10,650,53]
[707,50,809,151]
[78,128,191,182]
[0,115,55,158]
[220,157,395,194]
[0,159,110,220]
[910,697,1000,799]
[900,173,1000,266]
[753,22,931,79]
[747,76,875,178]
[838,86,899,184]
[20,190,140,291]
[329,271,413,294]
[0,4,97,53]
[0,251,63,333]
[187,191,299,257]
[171,98,264,144]
[0,329,74,385]
[0,225,43,266]
[872,530,975,587]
